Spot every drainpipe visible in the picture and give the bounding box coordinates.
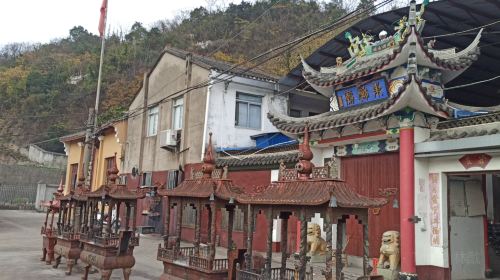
[201,75,213,161]
[138,73,149,181]
[180,53,193,168]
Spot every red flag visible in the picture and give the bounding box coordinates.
[98,0,108,38]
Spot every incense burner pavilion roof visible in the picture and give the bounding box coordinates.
[235,128,387,208]
[236,179,387,207]
[158,133,244,200]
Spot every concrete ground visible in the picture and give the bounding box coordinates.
[0,210,163,280]
[0,210,392,280]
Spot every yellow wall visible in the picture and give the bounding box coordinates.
[92,131,123,190]
[64,141,84,194]
[62,120,127,193]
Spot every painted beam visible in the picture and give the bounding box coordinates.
[415,134,500,154]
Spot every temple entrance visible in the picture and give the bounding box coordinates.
[448,174,500,279]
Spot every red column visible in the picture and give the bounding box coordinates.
[296,220,300,253]
[399,127,416,275]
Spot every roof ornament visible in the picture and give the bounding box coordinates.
[55,177,64,197]
[202,133,215,179]
[295,126,314,180]
[379,30,388,40]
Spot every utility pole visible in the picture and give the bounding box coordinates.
[82,108,95,187]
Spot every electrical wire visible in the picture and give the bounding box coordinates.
[422,19,500,39]
[444,74,500,90]
[219,139,298,161]
[121,0,394,123]
[126,0,392,121]
[20,0,393,150]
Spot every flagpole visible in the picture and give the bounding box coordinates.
[83,0,108,188]
[94,0,107,127]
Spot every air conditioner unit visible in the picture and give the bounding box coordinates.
[159,129,177,147]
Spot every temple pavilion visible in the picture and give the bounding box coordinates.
[266,1,487,279]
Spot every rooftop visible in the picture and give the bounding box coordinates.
[282,0,500,107]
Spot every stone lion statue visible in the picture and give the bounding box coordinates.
[307,223,327,255]
[378,231,400,270]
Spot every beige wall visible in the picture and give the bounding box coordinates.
[124,52,210,175]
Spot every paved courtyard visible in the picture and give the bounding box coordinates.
[0,210,163,280]
[0,210,366,280]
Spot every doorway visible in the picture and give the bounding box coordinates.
[448,174,500,279]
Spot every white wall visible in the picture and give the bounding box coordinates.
[415,150,500,268]
[414,158,449,268]
[205,73,287,152]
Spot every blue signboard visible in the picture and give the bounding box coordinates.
[335,78,389,109]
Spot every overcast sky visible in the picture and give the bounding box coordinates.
[0,0,243,47]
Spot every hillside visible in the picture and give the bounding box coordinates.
[0,0,363,161]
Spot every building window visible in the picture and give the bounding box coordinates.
[119,175,128,185]
[290,109,301,117]
[141,172,152,187]
[69,163,78,190]
[104,156,116,184]
[235,92,262,129]
[167,170,182,190]
[308,112,319,116]
[147,106,159,136]
[172,97,184,130]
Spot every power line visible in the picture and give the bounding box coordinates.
[123,0,394,122]
[121,0,287,119]
[422,19,500,39]
[444,74,500,90]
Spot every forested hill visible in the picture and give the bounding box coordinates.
[0,0,370,162]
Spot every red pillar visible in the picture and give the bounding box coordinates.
[399,127,417,277]
[296,220,300,253]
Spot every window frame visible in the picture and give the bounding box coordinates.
[141,172,152,187]
[69,163,79,190]
[172,97,184,131]
[103,156,116,184]
[147,106,159,137]
[235,92,263,130]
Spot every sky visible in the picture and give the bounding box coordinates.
[0,0,242,47]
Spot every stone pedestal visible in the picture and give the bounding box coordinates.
[308,254,326,263]
[398,271,418,280]
[378,268,399,280]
